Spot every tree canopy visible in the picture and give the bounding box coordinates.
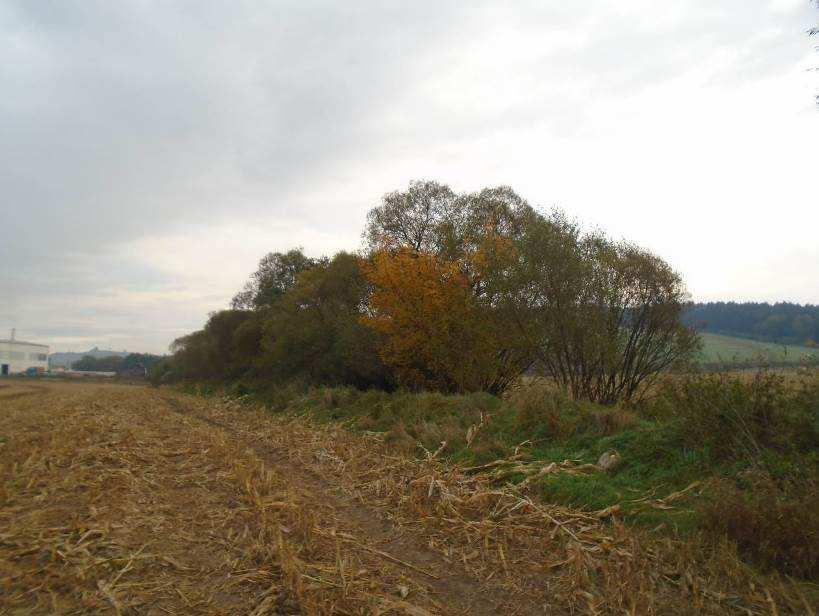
[231,248,320,310]
[73,353,164,375]
[156,180,698,404]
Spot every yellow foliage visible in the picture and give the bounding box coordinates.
[362,248,523,393]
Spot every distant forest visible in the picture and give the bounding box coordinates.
[683,302,819,346]
[72,353,164,374]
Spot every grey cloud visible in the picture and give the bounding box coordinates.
[1,1,815,351]
[2,0,472,349]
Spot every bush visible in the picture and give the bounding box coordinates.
[649,370,819,464]
[701,474,819,579]
[290,387,506,458]
[510,384,638,442]
[510,387,568,439]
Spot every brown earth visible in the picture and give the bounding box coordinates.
[0,380,815,614]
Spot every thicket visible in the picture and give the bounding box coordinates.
[153,180,696,404]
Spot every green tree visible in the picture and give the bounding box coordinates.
[162,310,252,381]
[362,182,536,394]
[231,248,320,310]
[72,355,125,372]
[259,252,391,388]
[503,213,698,404]
[364,180,458,254]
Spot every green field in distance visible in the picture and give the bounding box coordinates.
[698,332,819,364]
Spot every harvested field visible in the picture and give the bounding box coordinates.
[1,381,816,614]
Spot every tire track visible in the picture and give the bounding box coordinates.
[159,393,508,616]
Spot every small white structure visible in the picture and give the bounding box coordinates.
[0,330,49,375]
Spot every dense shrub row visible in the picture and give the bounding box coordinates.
[153,180,696,404]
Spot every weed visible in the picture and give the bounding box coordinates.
[648,369,819,464]
[701,474,819,579]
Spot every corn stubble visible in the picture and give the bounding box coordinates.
[0,381,815,614]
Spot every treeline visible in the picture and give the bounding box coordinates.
[73,353,164,375]
[153,181,697,404]
[683,302,819,346]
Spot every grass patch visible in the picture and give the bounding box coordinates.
[698,332,819,365]
[196,367,819,578]
[534,424,706,531]
[232,381,711,532]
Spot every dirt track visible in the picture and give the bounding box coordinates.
[0,381,516,614]
[0,381,814,614]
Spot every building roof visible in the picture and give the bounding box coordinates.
[0,339,49,348]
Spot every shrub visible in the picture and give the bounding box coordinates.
[510,384,638,442]
[650,370,819,463]
[510,387,567,439]
[700,474,819,579]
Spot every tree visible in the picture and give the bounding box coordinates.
[231,248,320,310]
[362,182,536,394]
[158,251,388,388]
[362,248,527,394]
[161,310,252,381]
[230,314,265,375]
[364,181,535,264]
[364,180,458,254]
[504,213,698,404]
[166,330,217,380]
[682,302,819,345]
[163,179,697,404]
[259,252,391,389]
[72,355,124,372]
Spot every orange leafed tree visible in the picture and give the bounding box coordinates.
[361,248,526,394]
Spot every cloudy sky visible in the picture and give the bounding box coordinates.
[1,1,817,353]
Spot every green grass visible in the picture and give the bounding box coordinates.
[230,383,730,533]
[531,424,709,531]
[216,366,819,532]
[698,332,819,365]
[204,367,819,576]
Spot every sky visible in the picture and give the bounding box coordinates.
[1,1,817,354]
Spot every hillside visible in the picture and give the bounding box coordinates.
[684,302,819,346]
[698,332,819,365]
[48,347,130,368]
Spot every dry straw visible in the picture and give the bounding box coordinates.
[1,381,816,614]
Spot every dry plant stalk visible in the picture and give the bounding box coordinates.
[1,380,816,615]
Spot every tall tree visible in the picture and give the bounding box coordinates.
[364,180,458,254]
[504,213,698,404]
[259,252,391,389]
[231,248,320,310]
[362,248,526,394]
[362,182,536,394]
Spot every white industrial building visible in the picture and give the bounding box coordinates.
[0,332,49,375]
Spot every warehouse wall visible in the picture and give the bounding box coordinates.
[0,340,50,374]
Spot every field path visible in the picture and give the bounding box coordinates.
[1,380,812,614]
[0,381,519,615]
[159,394,506,615]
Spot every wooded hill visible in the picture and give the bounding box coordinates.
[683,302,819,347]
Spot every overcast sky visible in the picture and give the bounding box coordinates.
[1,1,817,353]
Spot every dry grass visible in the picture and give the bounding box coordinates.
[1,380,817,614]
[0,381,450,614]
